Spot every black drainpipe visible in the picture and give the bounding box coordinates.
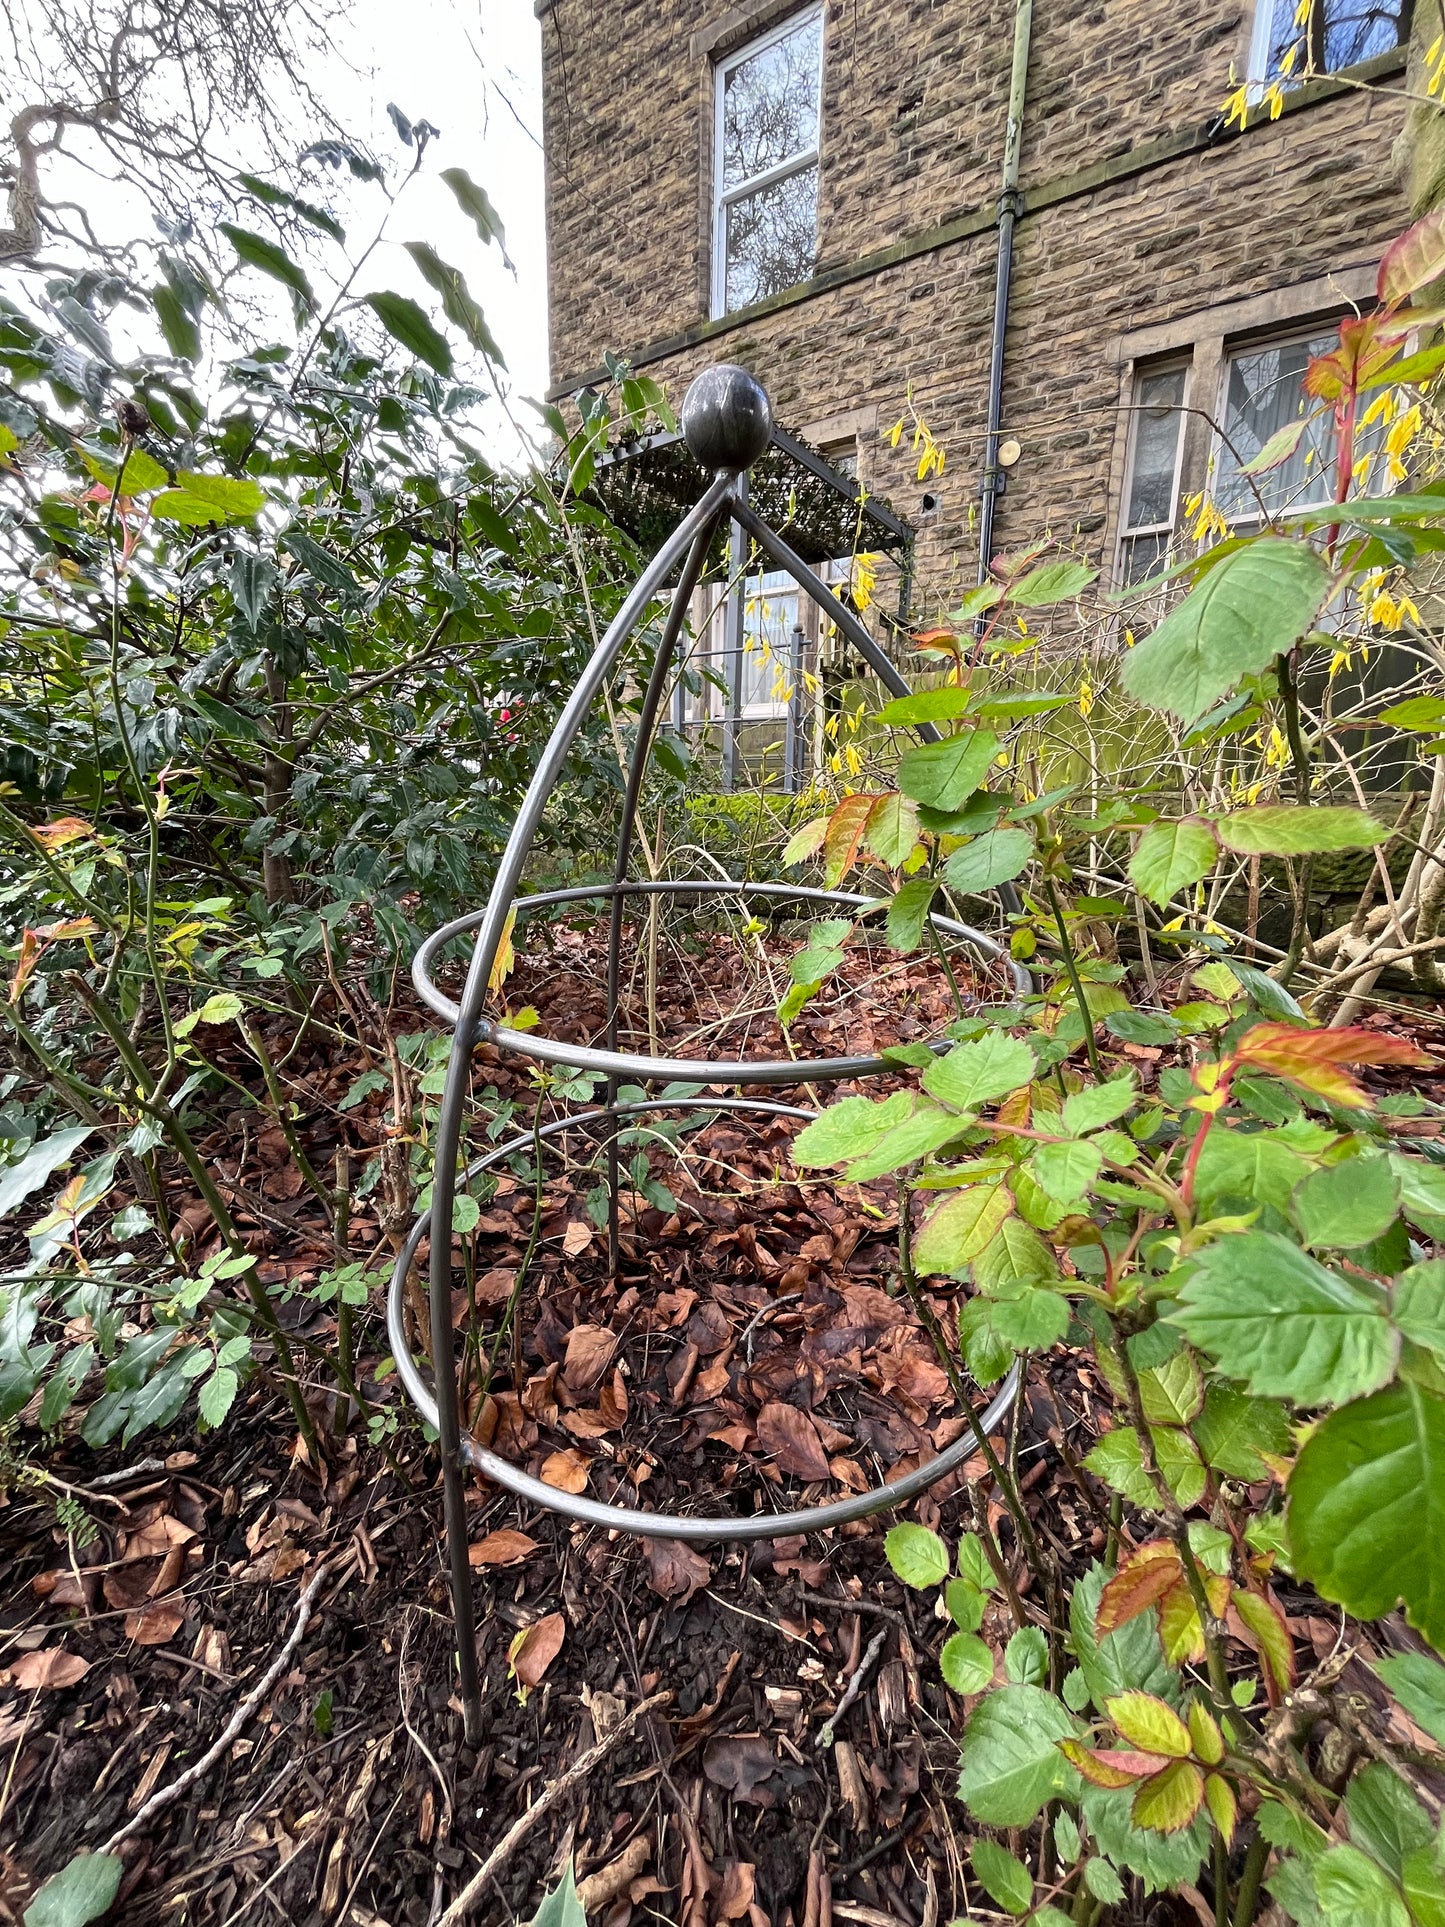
[977,0,1034,589]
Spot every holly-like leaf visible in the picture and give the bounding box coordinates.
[1168,1232,1398,1405]
[1287,1379,1445,1650]
[1132,1759,1205,1834]
[943,827,1033,894]
[897,729,1000,810]
[923,1032,1036,1114]
[1122,538,1331,723]
[365,292,453,375]
[884,1522,949,1589]
[957,1685,1083,1826]
[1104,1692,1192,1759]
[1292,1156,1400,1250]
[1129,820,1220,905]
[972,1841,1035,1915]
[1216,805,1388,856]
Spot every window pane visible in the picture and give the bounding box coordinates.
[743,571,798,713]
[1262,0,1408,79]
[724,166,819,310]
[1215,333,1337,518]
[721,15,821,191]
[1119,531,1172,585]
[1124,368,1187,531]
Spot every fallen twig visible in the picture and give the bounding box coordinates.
[102,1560,331,1854]
[816,1625,888,1750]
[437,1689,671,1927]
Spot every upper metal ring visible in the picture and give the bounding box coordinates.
[412,877,1027,1087]
[386,1094,1020,1543]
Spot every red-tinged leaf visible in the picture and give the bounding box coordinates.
[468,1529,540,1568]
[508,1610,565,1689]
[1159,1579,1207,1665]
[913,627,959,645]
[1097,1539,1183,1632]
[31,816,94,850]
[1095,1748,1183,1779]
[1230,1586,1296,1698]
[755,1401,831,1482]
[824,793,880,889]
[1304,316,1400,403]
[1204,1772,1238,1845]
[7,928,41,1003]
[1379,210,1445,310]
[1057,1739,1146,1788]
[1132,1759,1205,1834]
[1234,1021,1433,1108]
[1104,1691,1193,1759]
[36,917,100,941]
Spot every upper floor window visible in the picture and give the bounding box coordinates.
[1250,0,1411,86]
[712,10,823,318]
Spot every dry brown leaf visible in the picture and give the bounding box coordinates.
[576,1836,650,1914]
[103,1562,160,1610]
[719,1860,757,1921]
[125,1597,186,1647]
[10,1646,89,1691]
[643,1537,711,1602]
[755,1401,831,1482]
[508,1611,566,1689]
[121,1515,195,1562]
[32,1568,93,1607]
[540,1448,590,1494]
[468,1529,540,1568]
[562,1218,593,1258]
[703,1735,782,1808]
[563,1323,615,1395]
[475,1267,516,1307]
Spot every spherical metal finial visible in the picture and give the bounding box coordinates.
[681,364,773,473]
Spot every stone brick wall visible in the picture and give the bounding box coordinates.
[538,0,1410,607]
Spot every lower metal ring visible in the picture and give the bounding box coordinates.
[387,1095,1020,1544]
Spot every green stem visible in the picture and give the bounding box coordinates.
[1214,1822,1230,1927]
[1275,647,1315,988]
[1045,876,1104,1081]
[1232,1828,1271,1927]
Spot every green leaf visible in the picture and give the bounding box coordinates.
[0,1128,92,1218]
[791,1092,913,1168]
[198,1366,238,1426]
[1081,1782,1210,1894]
[958,1532,997,1590]
[1374,1650,1445,1747]
[914,1183,1015,1276]
[877,686,971,725]
[282,528,363,598]
[1169,1232,1397,1405]
[1313,1844,1411,1927]
[403,243,505,364]
[884,1522,949,1588]
[528,1861,586,1927]
[440,167,508,253]
[1030,1139,1103,1205]
[1379,696,1445,732]
[946,1578,987,1631]
[1122,538,1332,723]
[957,1684,1083,1826]
[1402,1847,1445,1927]
[1292,1156,1400,1250]
[1008,559,1098,605]
[22,1853,124,1927]
[1344,1764,1433,1881]
[959,1288,1070,1380]
[1070,1563,1179,1711]
[1063,1075,1137,1137]
[1105,1690,1192,1757]
[196,991,243,1025]
[1132,1759,1205,1834]
[972,1840,1035,1915]
[1138,1350,1205,1426]
[1216,806,1388,856]
[1108,1009,1181,1048]
[897,728,1000,810]
[1005,1626,1049,1685]
[81,446,169,493]
[864,792,921,868]
[941,1630,995,1693]
[841,1102,967,1181]
[974,1217,1060,1292]
[1084,1859,1126,1905]
[219,224,315,308]
[365,292,453,375]
[1193,1383,1292,1479]
[1130,820,1221,904]
[1287,1379,1445,1650]
[922,1032,1036,1114]
[943,827,1033,894]
[177,473,265,519]
[886,876,938,951]
[1084,1427,1157,1508]
[1194,1127,1310,1215]
[782,817,829,866]
[1393,1264,1445,1362]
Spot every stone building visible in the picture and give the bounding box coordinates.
[534,0,1411,765]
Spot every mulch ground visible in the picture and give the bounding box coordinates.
[4,905,1444,1927]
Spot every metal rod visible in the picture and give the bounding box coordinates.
[722,481,747,791]
[388,1096,1022,1543]
[606,520,720,1272]
[784,621,804,793]
[420,472,735,1742]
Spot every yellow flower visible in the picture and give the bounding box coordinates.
[1189,495,1229,543]
[1367,590,1419,631]
[1360,389,1395,430]
[1264,82,1285,120]
[887,419,904,448]
[1223,85,1250,130]
[1078,677,1094,718]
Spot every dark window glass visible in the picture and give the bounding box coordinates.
[723,167,820,311]
[1261,0,1410,79]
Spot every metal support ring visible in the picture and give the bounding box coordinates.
[413,876,1028,1085]
[386,1095,1020,1543]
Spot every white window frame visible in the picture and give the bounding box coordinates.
[1115,361,1191,587]
[711,7,824,321]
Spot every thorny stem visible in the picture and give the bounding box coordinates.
[1044,876,1105,1081]
[1275,647,1315,987]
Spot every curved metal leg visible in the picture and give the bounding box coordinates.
[605,521,721,1275]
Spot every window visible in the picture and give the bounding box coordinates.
[712,10,823,318]
[1117,365,1189,584]
[1214,330,1341,522]
[1250,0,1411,86]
